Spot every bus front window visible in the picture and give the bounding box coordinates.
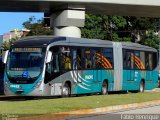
[6,48,45,84]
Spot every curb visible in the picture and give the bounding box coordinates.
[19,99,160,120]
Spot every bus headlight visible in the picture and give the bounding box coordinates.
[34,81,42,88]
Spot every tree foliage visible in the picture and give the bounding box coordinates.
[23,16,53,36]
[144,31,159,50]
[81,14,159,50]
[2,37,19,51]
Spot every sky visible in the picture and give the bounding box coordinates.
[0,12,43,35]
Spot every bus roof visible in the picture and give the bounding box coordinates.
[121,42,157,52]
[11,36,157,52]
[11,36,113,48]
[11,36,66,48]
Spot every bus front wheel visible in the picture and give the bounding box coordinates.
[101,81,108,95]
[62,83,71,97]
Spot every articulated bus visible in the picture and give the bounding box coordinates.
[3,36,158,96]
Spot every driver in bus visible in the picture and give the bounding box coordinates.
[64,53,71,70]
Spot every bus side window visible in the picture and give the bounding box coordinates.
[146,52,157,70]
[152,52,158,70]
[124,50,131,69]
[76,49,82,70]
[72,48,82,70]
[123,50,134,70]
[149,53,153,70]
[64,53,71,70]
[140,51,145,70]
[145,52,157,70]
[92,49,102,69]
[103,48,113,69]
[60,47,71,71]
[145,53,150,70]
[134,51,140,69]
[84,48,92,69]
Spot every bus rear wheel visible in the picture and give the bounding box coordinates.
[62,83,71,97]
[139,81,144,92]
[101,81,108,95]
[158,80,160,88]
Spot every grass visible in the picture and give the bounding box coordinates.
[0,92,160,116]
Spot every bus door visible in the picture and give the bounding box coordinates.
[93,69,101,92]
[72,48,82,93]
[128,51,139,90]
[82,48,94,93]
[125,50,136,90]
[93,49,102,92]
[72,48,93,94]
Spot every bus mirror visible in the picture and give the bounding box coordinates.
[61,47,70,53]
[46,51,52,63]
[2,50,9,64]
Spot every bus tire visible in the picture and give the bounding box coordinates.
[101,81,108,95]
[24,96,34,100]
[158,80,160,88]
[62,83,71,97]
[139,80,145,92]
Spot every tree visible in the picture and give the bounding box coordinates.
[81,14,107,40]
[81,14,159,50]
[143,31,159,50]
[23,16,53,36]
[2,37,19,51]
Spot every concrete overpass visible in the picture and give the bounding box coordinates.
[1,0,160,17]
[1,0,160,37]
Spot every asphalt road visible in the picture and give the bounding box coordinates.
[66,105,160,120]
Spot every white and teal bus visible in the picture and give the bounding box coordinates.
[3,36,158,96]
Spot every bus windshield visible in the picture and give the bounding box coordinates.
[6,48,46,84]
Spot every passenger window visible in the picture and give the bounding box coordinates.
[123,50,131,69]
[76,49,82,69]
[152,52,158,70]
[149,53,153,70]
[60,47,71,71]
[103,48,113,69]
[123,50,134,69]
[130,52,134,69]
[72,48,82,70]
[140,52,145,70]
[93,49,102,69]
[134,51,142,69]
[84,49,92,69]
[145,53,150,70]
[145,52,157,70]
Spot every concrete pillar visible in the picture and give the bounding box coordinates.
[50,9,85,38]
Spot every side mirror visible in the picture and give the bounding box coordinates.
[46,51,52,63]
[2,50,9,64]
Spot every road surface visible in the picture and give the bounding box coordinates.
[66,105,160,120]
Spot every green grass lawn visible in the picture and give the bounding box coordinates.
[0,92,160,116]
